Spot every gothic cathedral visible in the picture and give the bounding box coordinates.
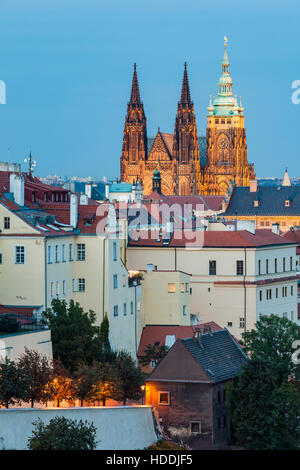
[120,41,255,196]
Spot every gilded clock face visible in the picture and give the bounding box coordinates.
[218,138,228,150]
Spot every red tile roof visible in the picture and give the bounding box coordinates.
[137,322,222,357]
[129,228,297,248]
[143,191,224,212]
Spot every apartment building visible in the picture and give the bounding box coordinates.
[127,228,299,339]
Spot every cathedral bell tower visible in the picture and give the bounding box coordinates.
[200,38,255,195]
[173,63,200,195]
[120,63,147,185]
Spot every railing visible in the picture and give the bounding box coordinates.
[0,313,48,337]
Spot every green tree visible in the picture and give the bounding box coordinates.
[228,358,300,449]
[27,416,98,450]
[0,358,28,408]
[114,351,145,405]
[99,314,111,356]
[241,314,299,384]
[92,362,120,406]
[18,348,53,408]
[73,363,99,407]
[140,341,169,368]
[43,299,105,372]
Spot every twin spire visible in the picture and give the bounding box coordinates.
[129,61,192,107]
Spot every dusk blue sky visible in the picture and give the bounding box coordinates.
[0,0,299,180]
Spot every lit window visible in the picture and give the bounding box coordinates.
[50,282,54,297]
[168,283,175,293]
[78,278,85,292]
[123,275,126,287]
[55,281,59,296]
[158,391,170,405]
[181,283,185,293]
[15,246,25,264]
[77,244,86,261]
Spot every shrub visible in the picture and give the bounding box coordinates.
[0,315,20,334]
[27,416,98,450]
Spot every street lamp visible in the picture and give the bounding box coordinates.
[141,385,146,405]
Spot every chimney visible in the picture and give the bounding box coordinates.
[80,193,88,205]
[249,179,258,192]
[9,173,24,206]
[85,184,92,198]
[70,194,78,228]
[105,182,110,199]
[193,327,203,347]
[272,223,280,235]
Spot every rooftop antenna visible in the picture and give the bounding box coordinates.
[24,151,36,178]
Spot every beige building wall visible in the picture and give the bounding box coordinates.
[0,329,53,362]
[127,243,298,339]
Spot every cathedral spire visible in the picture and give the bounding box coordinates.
[130,63,141,104]
[180,62,192,106]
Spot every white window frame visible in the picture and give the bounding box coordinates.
[15,245,25,264]
[77,243,86,261]
[158,391,170,406]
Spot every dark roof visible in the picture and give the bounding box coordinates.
[225,185,300,216]
[146,135,206,163]
[182,329,247,383]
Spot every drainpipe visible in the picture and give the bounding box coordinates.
[44,238,48,310]
[134,280,137,355]
[244,248,247,334]
[102,237,106,321]
[174,247,177,271]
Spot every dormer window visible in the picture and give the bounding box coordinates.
[253,200,259,207]
[285,199,290,207]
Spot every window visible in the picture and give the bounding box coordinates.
[72,278,76,292]
[77,244,86,261]
[259,290,262,301]
[150,360,157,368]
[290,256,293,271]
[123,303,127,316]
[130,301,134,315]
[62,280,66,295]
[4,217,10,229]
[240,317,245,328]
[55,281,59,296]
[282,286,287,297]
[50,282,54,297]
[209,260,216,275]
[113,305,118,317]
[275,258,278,273]
[217,391,221,403]
[258,260,261,275]
[266,259,269,274]
[113,274,118,289]
[0,253,2,264]
[158,391,170,405]
[291,285,294,296]
[266,289,272,300]
[47,246,52,264]
[183,305,187,316]
[227,322,232,327]
[180,283,185,293]
[185,283,189,293]
[283,312,287,318]
[113,242,117,261]
[236,260,244,276]
[190,422,201,434]
[276,288,278,298]
[69,243,74,261]
[168,283,175,293]
[291,311,294,321]
[62,244,66,262]
[283,257,286,272]
[78,278,85,292]
[15,246,25,264]
[55,245,59,263]
[122,275,126,287]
